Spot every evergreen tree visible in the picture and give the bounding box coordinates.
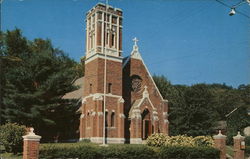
[1,29,82,141]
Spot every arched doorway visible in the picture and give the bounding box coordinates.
[141,109,152,140]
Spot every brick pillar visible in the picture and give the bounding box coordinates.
[162,100,169,135]
[80,99,86,140]
[130,108,142,144]
[22,128,41,159]
[117,98,125,139]
[233,131,245,159]
[213,130,226,159]
[96,98,104,138]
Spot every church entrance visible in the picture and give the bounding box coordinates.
[141,109,152,140]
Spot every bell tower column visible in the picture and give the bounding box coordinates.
[80,3,125,144]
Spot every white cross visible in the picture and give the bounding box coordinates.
[133,37,139,46]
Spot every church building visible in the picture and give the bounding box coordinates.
[79,3,169,144]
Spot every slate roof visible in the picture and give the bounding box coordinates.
[62,77,84,99]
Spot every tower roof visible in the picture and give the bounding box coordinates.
[86,3,122,17]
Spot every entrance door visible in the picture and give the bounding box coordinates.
[142,109,152,140]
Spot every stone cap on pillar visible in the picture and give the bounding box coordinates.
[22,128,41,141]
[213,130,226,139]
[233,131,245,140]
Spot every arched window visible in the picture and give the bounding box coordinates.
[105,111,108,127]
[111,34,115,47]
[87,112,90,127]
[111,112,115,127]
[89,84,92,93]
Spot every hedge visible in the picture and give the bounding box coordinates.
[245,136,250,146]
[246,146,250,155]
[159,146,220,159]
[39,142,219,159]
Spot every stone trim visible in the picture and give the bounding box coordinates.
[119,113,126,118]
[93,93,104,101]
[233,131,245,140]
[22,128,41,141]
[130,138,142,144]
[85,53,123,64]
[118,97,125,103]
[82,98,87,104]
[164,119,169,123]
[83,93,122,101]
[213,130,226,139]
[98,112,104,116]
[136,94,156,110]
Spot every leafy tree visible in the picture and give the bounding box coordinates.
[182,84,218,136]
[1,29,81,141]
[153,75,186,135]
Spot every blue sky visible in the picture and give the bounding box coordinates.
[3,0,250,87]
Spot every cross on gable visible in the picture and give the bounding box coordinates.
[133,37,139,46]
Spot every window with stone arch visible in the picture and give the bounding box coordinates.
[111,112,115,127]
[131,75,143,92]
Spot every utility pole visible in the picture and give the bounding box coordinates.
[102,0,109,146]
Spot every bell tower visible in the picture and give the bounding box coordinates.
[80,3,125,144]
[85,3,122,58]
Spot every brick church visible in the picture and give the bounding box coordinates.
[79,3,169,144]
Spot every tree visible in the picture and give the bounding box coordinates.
[182,84,218,136]
[2,29,81,141]
[153,75,186,135]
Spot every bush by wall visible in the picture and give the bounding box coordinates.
[146,133,214,147]
[246,146,250,155]
[245,136,250,146]
[39,143,101,159]
[0,123,26,154]
[39,142,219,159]
[159,146,220,159]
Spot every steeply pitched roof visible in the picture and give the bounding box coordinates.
[62,77,84,99]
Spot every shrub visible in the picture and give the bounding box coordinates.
[146,133,214,147]
[192,136,214,147]
[245,136,250,146]
[40,142,101,159]
[0,123,26,154]
[79,138,91,143]
[246,146,250,155]
[103,144,157,159]
[40,142,219,159]
[159,146,220,159]
[146,133,168,147]
[164,135,194,147]
[40,143,157,159]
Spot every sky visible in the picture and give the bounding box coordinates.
[2,0,250,87]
